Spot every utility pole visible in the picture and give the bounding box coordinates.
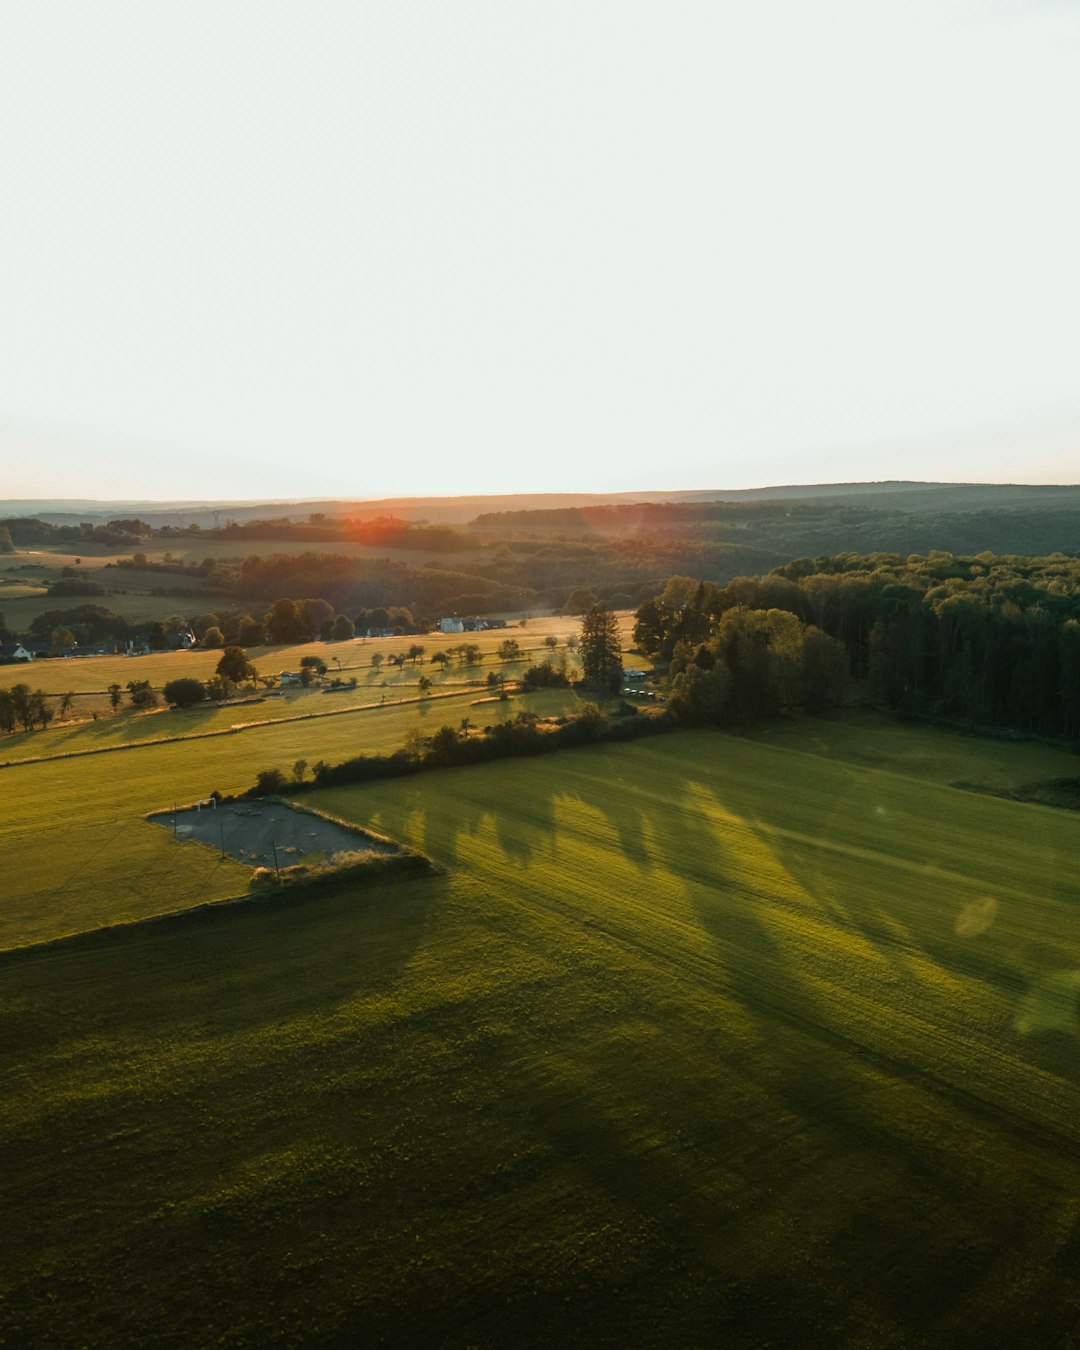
[271,840,281,883]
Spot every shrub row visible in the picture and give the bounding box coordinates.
[249,848,434,893]
[249,704,674,798]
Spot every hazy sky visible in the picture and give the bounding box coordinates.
[1,0,1078,502]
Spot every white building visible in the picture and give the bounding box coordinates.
[439,617,465,634]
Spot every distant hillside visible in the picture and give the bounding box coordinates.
[4,481,1078,530]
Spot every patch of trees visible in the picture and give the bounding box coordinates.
[47,578,106,597]
[353,605,418,634]
[0,517,88,545]
[667,607,849,725]
[126,680,158,710]
[28,604,135,646]
[522,660,570,688]
[0,517,155,547]
[0,684,53,732]
[638,552,1080,739]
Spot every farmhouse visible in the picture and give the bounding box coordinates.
[0,642,33,663]
[439,617,465,634]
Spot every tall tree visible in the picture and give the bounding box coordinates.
[216,646,257,686]
[579,606,623,692]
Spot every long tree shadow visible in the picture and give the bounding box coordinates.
[2,870,449,1100]
[664,770,1069,1338]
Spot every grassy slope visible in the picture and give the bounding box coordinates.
[3,723,1080,1345]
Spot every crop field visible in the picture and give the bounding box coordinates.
[3,718,1080,1345]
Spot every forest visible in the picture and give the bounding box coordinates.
[635,552,1080,740]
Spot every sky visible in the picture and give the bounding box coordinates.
[1,0,1078,503]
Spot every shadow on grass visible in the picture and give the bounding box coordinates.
[667,761,1080,1339]
[1,864,445,1053]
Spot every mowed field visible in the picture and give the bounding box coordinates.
[3,720,1080,1345]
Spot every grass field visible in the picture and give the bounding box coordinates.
[3,718,1080,1345]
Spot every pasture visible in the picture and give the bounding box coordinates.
[3,719,1080,1345]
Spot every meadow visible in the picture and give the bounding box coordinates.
[3,718,1080,1345]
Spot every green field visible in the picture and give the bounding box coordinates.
[0,683,590,947]
[0,618,636,947]
[3,718,1080,1345]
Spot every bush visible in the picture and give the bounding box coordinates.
[126,679,158,710]
[522,662,569,688]
[253,767,289,795]
[249,848,433,894]
[163,677,207,709]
